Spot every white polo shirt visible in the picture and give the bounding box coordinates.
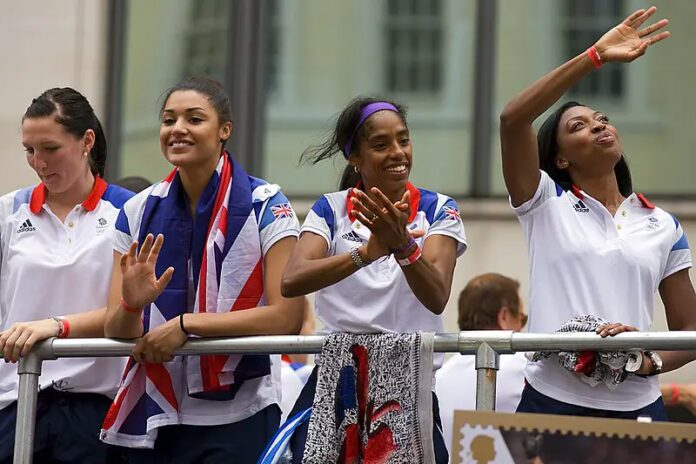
[301,184,467,368]
[112,178,300,427]
[514,170,692,410]
[0,178,133,410]
[435,352,526,454]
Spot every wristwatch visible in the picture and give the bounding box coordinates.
[643,351,663,375]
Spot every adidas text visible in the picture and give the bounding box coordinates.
[17,219,36,233]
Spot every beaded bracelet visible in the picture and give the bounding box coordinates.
[350,247,369,268]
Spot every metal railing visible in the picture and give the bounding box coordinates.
[10,331,696,463]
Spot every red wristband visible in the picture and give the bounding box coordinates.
[61,318,70,338]
[671,384,680,405]
[397,245,422,267]
[53,317,70,339]
[587,46,602,69]
[120,297,141,313]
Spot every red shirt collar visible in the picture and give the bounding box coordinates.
[345,182,421,223]
[635,193,655,209]
[571,185,655,209]
[29,176,108,214]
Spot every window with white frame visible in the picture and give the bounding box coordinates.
[384,0,443,95]
[181,0,230,82]
[563,0,625,99]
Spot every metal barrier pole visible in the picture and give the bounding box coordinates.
[13,350,45,464]
[475,342,500,411]
[6,330,696,462]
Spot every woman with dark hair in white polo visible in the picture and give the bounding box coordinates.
[500,6,696,419]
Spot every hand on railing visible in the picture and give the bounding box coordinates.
[0,319,59,363]
[595,322,638,337]
[132,317,187,363]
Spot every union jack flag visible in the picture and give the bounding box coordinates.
[443,206,461,221]
[271,203,294,219]
[101,153,269,448]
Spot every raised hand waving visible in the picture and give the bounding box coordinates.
[120,233,174,310]
[595,6,670,63]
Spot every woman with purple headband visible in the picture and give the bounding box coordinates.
[277,97,468,462]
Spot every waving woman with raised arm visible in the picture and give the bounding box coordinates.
[500,6,696,419]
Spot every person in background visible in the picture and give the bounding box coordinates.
[436,273,528,454]
[112,175,152,194]
[660,383,696,422]
[0,87,133,463]
[280,299,316,421]
[283,298,316,381]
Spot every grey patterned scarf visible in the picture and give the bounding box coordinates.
[303,332,435,463]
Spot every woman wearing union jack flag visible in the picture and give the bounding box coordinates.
[278,96,468,463]
[101,76,305,463]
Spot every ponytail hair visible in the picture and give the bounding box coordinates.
[300,96,408,190]
[23,87,107,177]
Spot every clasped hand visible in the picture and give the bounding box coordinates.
[350,187,423,262]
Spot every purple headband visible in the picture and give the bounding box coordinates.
[342,102,400,158]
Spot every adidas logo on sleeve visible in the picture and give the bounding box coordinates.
[16,219,36,233]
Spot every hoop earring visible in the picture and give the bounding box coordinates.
[354,166,359,173]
